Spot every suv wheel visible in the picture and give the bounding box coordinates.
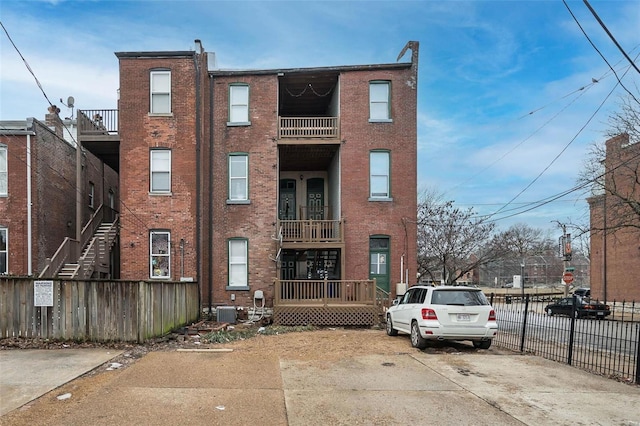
[386,315,398,336]
[473,340,491,350]
[410,321,427,349]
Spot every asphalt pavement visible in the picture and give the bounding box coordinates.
[1,335,639,425]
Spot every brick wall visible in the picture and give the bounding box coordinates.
[589,134,640,302]
[340,68,418,294]
[118,55,200,282]
[0,118,101,275]
[210,74,279,308]
[116,50,418,311]
[33,119,78,272]
[0,133,29,275]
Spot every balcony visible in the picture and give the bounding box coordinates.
[279,116,339,140]
[77,109,120,172]
[278,219,343,245]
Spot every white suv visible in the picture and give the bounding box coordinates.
[386,285,498,349]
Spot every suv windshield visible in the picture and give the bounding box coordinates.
[430,289,489,306]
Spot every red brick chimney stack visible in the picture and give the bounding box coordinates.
[45,105,63,138]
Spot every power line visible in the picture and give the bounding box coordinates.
[0,21,55,109]
[0,22,151,233]
[563,0,640,105]
[583,0,640,76]
[482,3,639,222]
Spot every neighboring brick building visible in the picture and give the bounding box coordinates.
[588,134,640,302]
[83,40,418,318]
[0,108,118,276]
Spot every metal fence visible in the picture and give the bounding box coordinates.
[490,293,640,384]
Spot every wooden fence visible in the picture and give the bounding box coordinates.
[0,278,200,343]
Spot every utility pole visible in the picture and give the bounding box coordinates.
[553,221,572,297]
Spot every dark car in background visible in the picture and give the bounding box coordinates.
[544,295,610,319]
[573,288,591,298]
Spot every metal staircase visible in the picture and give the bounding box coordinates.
[39,205,119,279]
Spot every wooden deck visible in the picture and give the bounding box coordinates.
[273,279,389,326]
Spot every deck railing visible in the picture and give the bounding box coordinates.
[279,219,343,243]
[279,116,339,138]
[78,109,119,135]
[275,279,376,306]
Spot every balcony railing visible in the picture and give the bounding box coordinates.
[279,219,343,243]
[78,109,119,136]
[275,279,376,306]
[279,116,339,139]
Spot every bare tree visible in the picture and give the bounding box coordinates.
[578,93,640,233]
[417,190,501,285]
[497,223,545,259]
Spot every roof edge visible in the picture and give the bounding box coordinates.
[208,62,412,77]
[115,51,196,59]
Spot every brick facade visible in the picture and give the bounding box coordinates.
[588,134,640,302]
[117,53,201,283]
[114,41,419,312]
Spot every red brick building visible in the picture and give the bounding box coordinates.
[588,134,640,302]
[0,109,118,276]
[83,40,418,319]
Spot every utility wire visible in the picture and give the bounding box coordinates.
[563,0,640,105]
[447,86,589,195]
[485,149,640,224]
[583,0,640,76]
[0,20,55,109]
[0,22,151,232]
[481,3,638,221]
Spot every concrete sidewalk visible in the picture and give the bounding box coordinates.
[0,348,122,416]
[1,337,639,425]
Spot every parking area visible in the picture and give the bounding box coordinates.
[1,328,639,425]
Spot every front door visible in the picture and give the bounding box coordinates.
[306,178,324,220]
[369,236,390,292]
[279,179,296,220]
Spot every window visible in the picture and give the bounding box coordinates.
[369,150,390,199]
[108,189,115,209]
[228,153,248,202]
[88,182,95,208]
[150,150,171,193]
[0,228,7,274]
[370,252,387,275]
[150,231,170,279]
[0,145,7,196]
[229,84,249,124]
[228,239,248,288]
[150,70,171,114]
[369,81,391,121]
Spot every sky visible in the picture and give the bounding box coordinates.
[1,0,639,237]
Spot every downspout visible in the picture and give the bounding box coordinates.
[208,73,214,317]
[194,43,202,311]
[26,133,33,275]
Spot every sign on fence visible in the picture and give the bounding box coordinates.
[34,280,54,306]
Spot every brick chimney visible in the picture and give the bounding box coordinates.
[45,105,63,138]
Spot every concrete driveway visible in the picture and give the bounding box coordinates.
[1,329,638,425]
[0,348,121,416]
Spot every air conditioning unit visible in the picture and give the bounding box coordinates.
[216,306,237,324]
